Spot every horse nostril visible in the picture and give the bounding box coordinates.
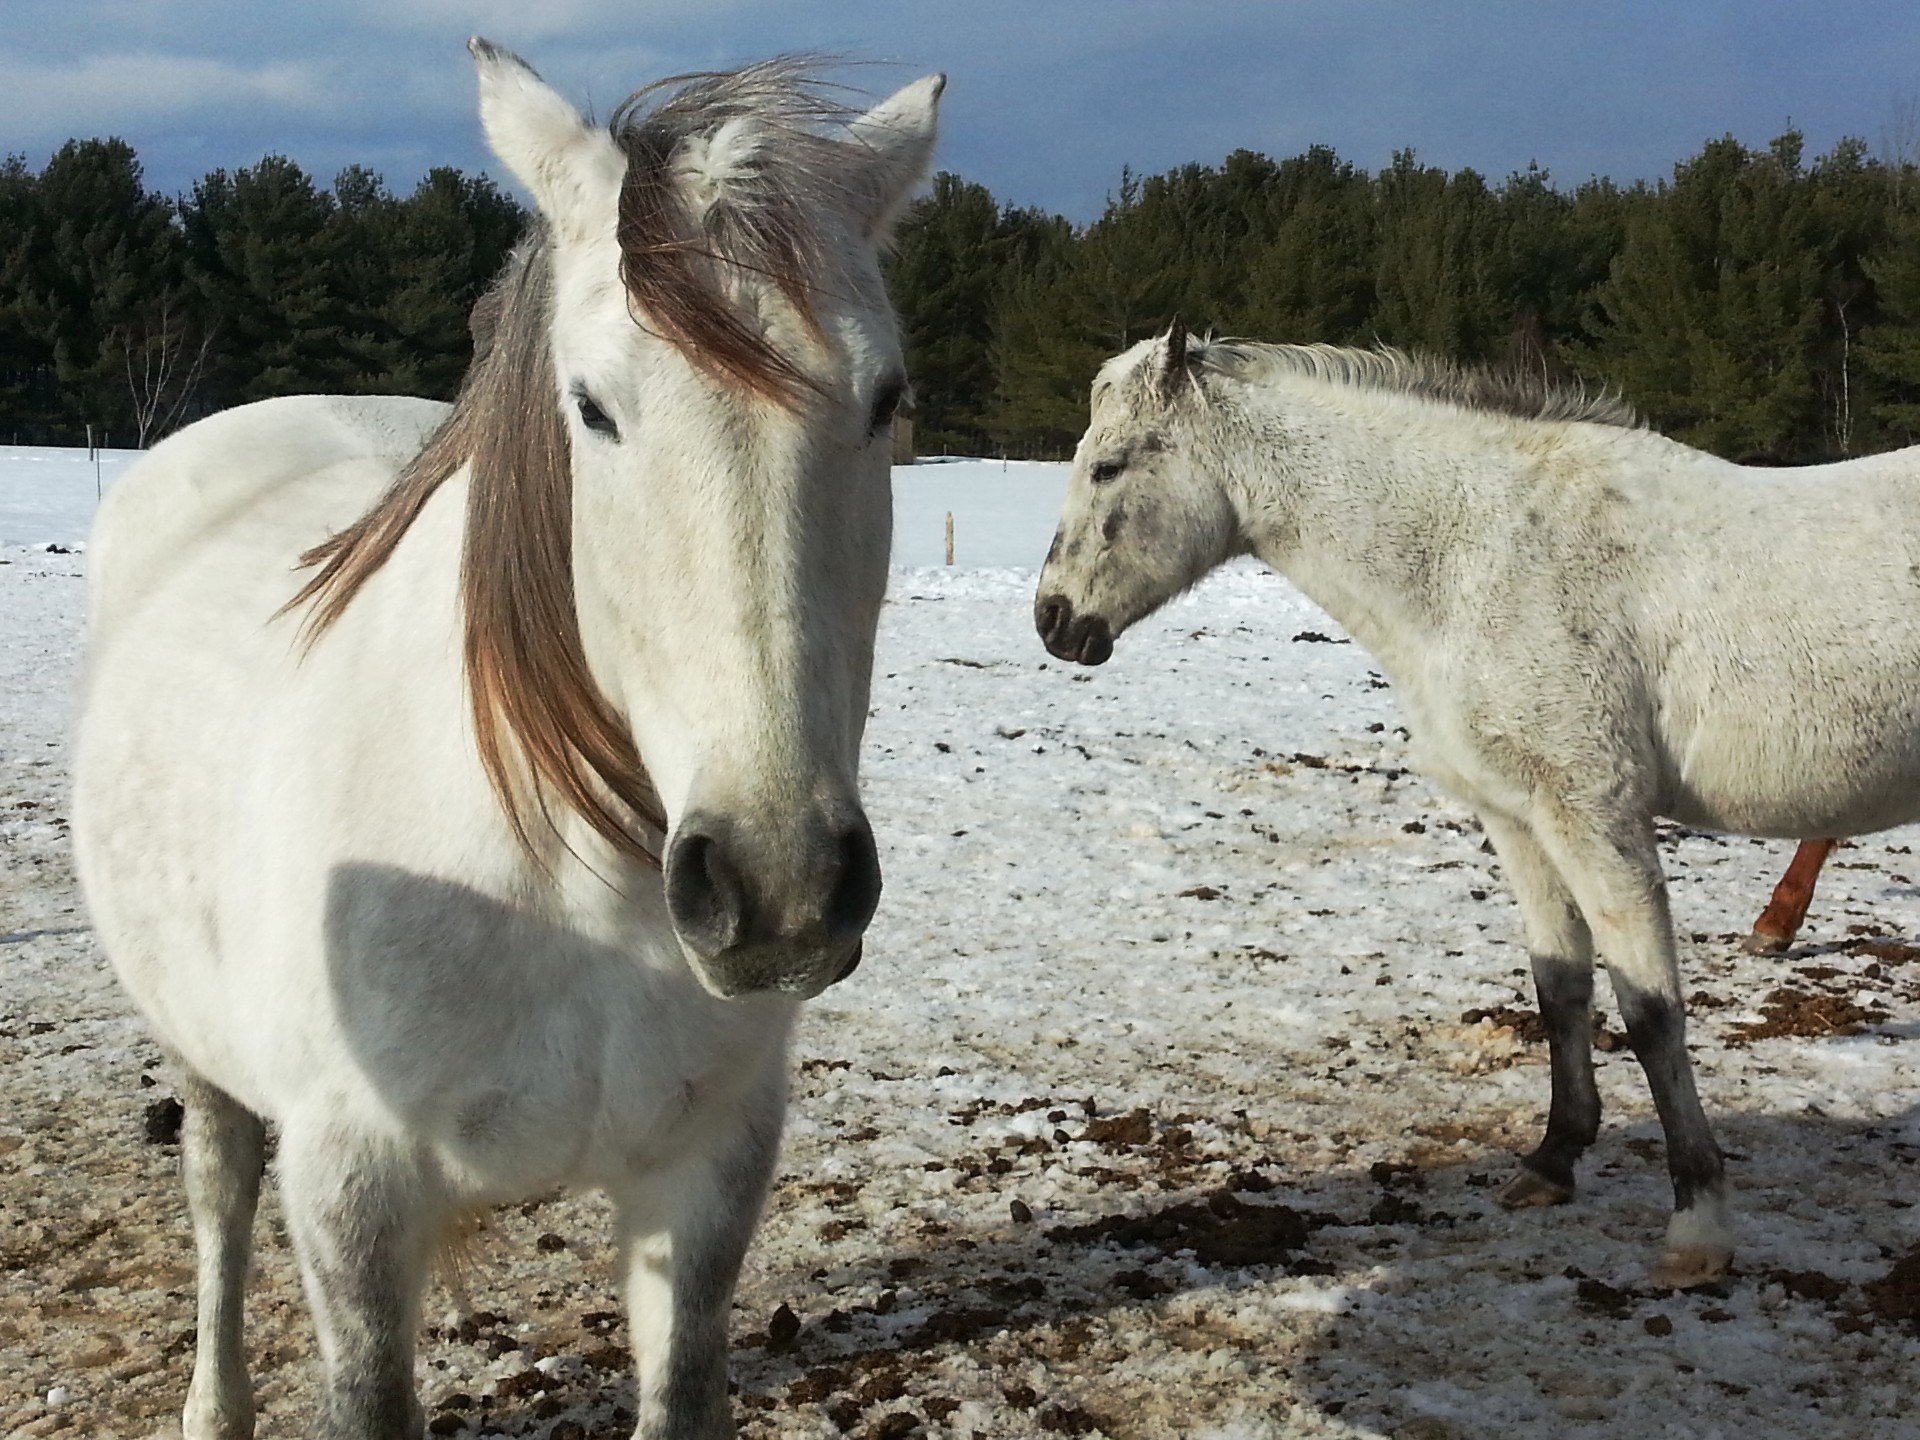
[1034,593,1070,643]
[665,824,748,955]
[825,817,883,938]
[1078,617,1113,666]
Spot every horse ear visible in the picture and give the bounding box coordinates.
[1161,321,1189,398]
[845,73,945,240]
[470,37,622,240]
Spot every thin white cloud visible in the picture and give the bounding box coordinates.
[0,53,334,136]
[347,0,754,44]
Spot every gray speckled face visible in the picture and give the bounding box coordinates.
[1034,340,1242,666]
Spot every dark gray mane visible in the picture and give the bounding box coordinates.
[1189,340,1640,429]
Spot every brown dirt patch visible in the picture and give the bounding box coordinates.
[1845,939,1920,965]
[1865,1247,1920,1332]
[1045,1187,1328,1271]
[1727,987,1889,1045]
[1456,1007,1629,1052]
[1459,1006,1547,1044]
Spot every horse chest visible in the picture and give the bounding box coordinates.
[434,1022,771,1194]
[319,918,792,1193]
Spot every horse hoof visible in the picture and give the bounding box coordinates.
[1648,1245,1733,1289]
[1494,1169,1573,1209]
[1741,929,1790,955]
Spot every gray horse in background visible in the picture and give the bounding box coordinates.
[1036,328,1920,1288]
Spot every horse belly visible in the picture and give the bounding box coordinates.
[1657,714,1920,838]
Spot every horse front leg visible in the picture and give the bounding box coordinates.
[1744,838,1838,953]
[276,1117,443,1439]
[1532,814,1732,1288]
[1476,812,1600,1209]
[178,1071,268,1440]
[613,1072,786,1439]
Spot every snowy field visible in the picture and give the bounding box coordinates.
[3,444,1919,1439]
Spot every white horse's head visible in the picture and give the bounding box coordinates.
[469,43,939,997]
[1035,327,1245,665]
[308,43,940,1000]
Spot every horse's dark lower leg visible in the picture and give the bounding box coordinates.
[1613,977,1732,1287]
[1745,837,1838,953]
[1510,953,1601,1200]
[1520,809,1734,1283]
[1476,810,1600,1210]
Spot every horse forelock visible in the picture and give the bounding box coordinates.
[610,59,868,406]
[1171,340,1640,431]
[290,232,666,869]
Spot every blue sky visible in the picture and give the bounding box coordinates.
[6,1,1920,222]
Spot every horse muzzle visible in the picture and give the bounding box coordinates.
[1034,593,1114,666]
[664,807,882,999]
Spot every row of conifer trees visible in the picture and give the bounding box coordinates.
[5,128,1919,464]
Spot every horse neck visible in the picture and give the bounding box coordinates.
[1219,381,1544,668]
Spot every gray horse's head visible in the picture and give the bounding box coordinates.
[1035,327,1245,665]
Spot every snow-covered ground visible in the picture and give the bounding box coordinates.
[0,445,140,552]
[3,445,1918,1439]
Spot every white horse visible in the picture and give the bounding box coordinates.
[73,41,939,1439]
[1035,329,1920,1288]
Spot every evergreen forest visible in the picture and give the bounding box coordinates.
[5,128,1920,465]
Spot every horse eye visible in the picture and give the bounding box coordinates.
[573,389,618,439]
[1090,459,1125,485]
[868,378,908,438]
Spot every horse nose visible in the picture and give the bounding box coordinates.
[665,810,881,996]
[1034,593,1113,666]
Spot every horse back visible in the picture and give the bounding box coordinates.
[86,395,448,638]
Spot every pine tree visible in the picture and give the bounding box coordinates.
[0,155,55,439]
[7,118,1918,462]
[886,173,1013,452]
[383,168,523,397]
[1861,204,1920,443]
[1372,153,1505,359]
[1240,146,1376,343]
[1585,134,1829,459]
[4,139,188,442]
[184,155,345,407]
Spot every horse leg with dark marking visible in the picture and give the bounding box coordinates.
[277,1121,441,1440]
[1478,813,1600,1208]
[1532,816,1732,1287]
[179,1072,267,1440]
[1744,837,1838,954]
[614,1075,785,1440]
[1610,977,1730,1285]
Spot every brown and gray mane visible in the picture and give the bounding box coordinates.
[1184,340,1640,429]
[287,60,866,867]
